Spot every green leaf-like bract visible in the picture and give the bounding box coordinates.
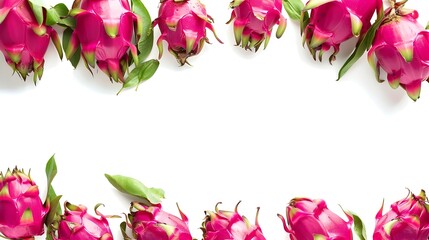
[105,173,165,205]
[283,0,305,21]
[337,5,384,80]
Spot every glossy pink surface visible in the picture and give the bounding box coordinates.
[0,168,48,239]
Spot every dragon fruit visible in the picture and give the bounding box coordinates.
[57,201,114,240]
[153,0,222,65]
[202,202,266,240]
[373,189,429,240]
[300,0,380,62]
[65,0,158,86]
[0,167,49,239]
[126,202,193,240]
[0,0,62,83]
[278,197,354,240]
[227,0,286,51]
[367,1,429,101]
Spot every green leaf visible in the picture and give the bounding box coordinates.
[138,59,159,81]
[45,194,62,240]
[131,0,152,37]
[350,211,367,240]
[426,21,429,30]
[62,28,81,68]
[120,59,159,93]
[44,156,62,240]
[337,10,384,80]
[28,0,44,25]
[53,3,69,16]
[138,30,154,62]
[62,28,72,54]
[105,173,165,205]
[45,155,57,193]
[131,0,154,62]
[58,16,76,28]
[131,0,155,66]
[46,8,60,26]
[45,194,62,226]
[120,222,131,240]
[45,4,71,26]
[28,0,46,7]
[45,155,62,215]
[283,0,305,21]
[69,46,81,69]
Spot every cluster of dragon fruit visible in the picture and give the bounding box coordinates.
[1,157,429,240]
[0,0,427,99]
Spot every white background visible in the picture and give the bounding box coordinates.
[1,0,429,239]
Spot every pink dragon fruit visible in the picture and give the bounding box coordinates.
[227,0,286,51]
[300,0,380,62]
[202,202,266,240]
[373,189,429,240]
[0,0,62,83]
[0,167,49,239]
[126,202,193,240]
[153,0,222,65]
[367,1,429,101]
[278,197,354,240]
[57,201,114,240]
[66,0,150,83]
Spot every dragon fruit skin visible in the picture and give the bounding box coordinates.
[202,202,266,240]
[278,197,353,240]
[302,0,380,62]
[227,0,286,51]
[0,0,62,83]
[66,0,140,82]
[153,0,222,66]
[367,5,429,101]
[373,190,429,240]
[57,202,114,240]
[129,202,193,240]
[0,168,49,239]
